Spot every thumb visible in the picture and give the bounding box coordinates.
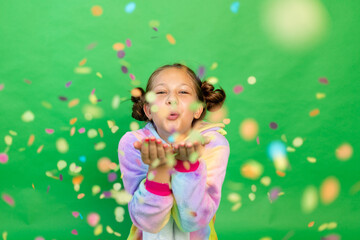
[133,141,141,150]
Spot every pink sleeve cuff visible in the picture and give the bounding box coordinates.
[144,178,172,196]
[174,159,200,172]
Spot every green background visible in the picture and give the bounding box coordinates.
[1,0,359,239]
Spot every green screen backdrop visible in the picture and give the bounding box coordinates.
[1,0,359,239]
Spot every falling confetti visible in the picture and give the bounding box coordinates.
[320,176,340,205]
[2,193,15,206]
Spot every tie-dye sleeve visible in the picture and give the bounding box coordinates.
[118,132,174,234]
[170,131,230,232]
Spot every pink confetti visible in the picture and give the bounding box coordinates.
[0,83,4,91]
[78,128,85,134]
[47,185,50,193]
[152,27,158,31]
[35,237,45,240]
[24,79,32,84]
[319,77,329,84]
[71,229,78,235]
[91,88,96,94]
[129,73,135,80]
[233,85,243,94]
[87,212,100,226]
[256,136,260,145]
[126,39,132,47]
[0,153,9,164]
[72,211,80,218]
[45,129,54,134]
[66,81,72,87]
[2,193,15,206]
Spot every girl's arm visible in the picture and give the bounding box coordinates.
[118,132,174,234]
[170,131,230,232]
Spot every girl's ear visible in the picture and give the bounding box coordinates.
[194,105,203,119]
[143,103,152,120]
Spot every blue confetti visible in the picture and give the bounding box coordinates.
[79,213,83,220]
[79,155,86,163]
[231,1,240,13]
[267,140,287,160]
[125,2,136,13]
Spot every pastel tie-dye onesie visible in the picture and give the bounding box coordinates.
[118,120,230,240]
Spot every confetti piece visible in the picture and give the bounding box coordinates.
[269,187,281,201]
[227,192,241,203]
[96,72,102,78]
[117,50,125,58]
[71,229,78,235]
[78,128,85,134]
[21,110,35,122]
[0,83,4,91]
[335,143,353,161]
[77,193,85,199]
[125,2,136,13]
[166,34,176,44]
[2,193,15,206]
[231,1,240,13]
[59,96,67,101]
[98,128,104,137]
[239,119,259,141]
[57,160,67,171]
[233,85,243,94]
[308,221,315,227]
[319,77,328,84]
[32,183,35,189]
[106,225,114,234]
[320,176,340,205]
[247,76,256,84]
[240,160,263,180]
[91,6,102,16]
[130,122,140,131]
[69,163,82,173]
[321,234,340,240]
[41,101,52,109]
[37,145,44,154]
[79,156,86,163]
[307,157,316,163]
[97,157,113,173]
[68,99,80,108]
[45,129,54,134]
[0,153,9,164]
[248,193,256,201]
[126,39,132,47]
[269,122,278,129]
[260,176,271,186]
[316,92,326,99]
[74,66,92,74]
[94,224,103,235]
[24,79,32,84]
[47,185,50,193]
[310,108,320,117]
[70,118,77,125]
[302,185,318,214]
[56,138,69,153]
[87,129,98,138]
[293,137,303,147]
[87,42,97,50]
[70,127,76,136]
[108,172,117,182]
[92,185,101,195]
[66,81,72,87]
[129,73,136,80]
[34,237,44,240]
[121,65,128,74]
[72,175,84,185]
[28,134,35,146]
[79,58,87,66]
[59,174,63,181]
[72,211,79,218]
[207,77,218,85]
[87,212,100,227]
[113,43,125,51]
[113,183,121,191]
[94,142,106,151]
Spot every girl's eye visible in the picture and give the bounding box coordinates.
[157,91,165,94]
[180,91,188,94]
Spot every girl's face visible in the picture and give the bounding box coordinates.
[143,68,203,142]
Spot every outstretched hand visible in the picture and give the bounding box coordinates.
[171,136,211,162]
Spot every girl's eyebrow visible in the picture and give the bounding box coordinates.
[155,83,191,87]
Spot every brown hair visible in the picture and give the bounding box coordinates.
[131,63,226,127]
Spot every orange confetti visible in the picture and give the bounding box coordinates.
[309,109,320,117]
[113,43,125,51]
[77,193,85,199]
[308,221,315,227]
[70,126,76,136]
[28,134,35,146]
[32,183,35,189]
[166,34,176,44]
[37,145,44,153]
[68,99,80,108]
[189,211,197,217]
[98,128,103,138]
[79,58,87,66]
[70,118,78,125]
[276,170,286,177]
[91,6,103,16]
[72,175,84,185]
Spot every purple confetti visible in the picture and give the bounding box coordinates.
[321,234,340,240]
[126,39,132,47]
[198,66,205,79]
[121,66,128,73]
[59,174,63,181]
[66,81,72,87]
[117,50,125,58]
[152,27,158,31]
[103,191,112,198]
[269,187,281,201]
[269,122,278,129]
[59,96,67,101]
[108,172,117,182]
[47,185,50,193]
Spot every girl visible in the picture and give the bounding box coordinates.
[118,63,230,240]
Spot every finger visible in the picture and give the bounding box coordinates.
[133,141,141,150]
[193,141,201,154]
[179,142,187,160]
[156,139,166,164]
[185,142,195,158]
[141,138,150,165]
[149,137,157,161]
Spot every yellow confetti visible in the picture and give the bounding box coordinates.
[113,43,125,51]
[94,224,103,235]
[96,72,102,78]
[316,92,326,99]
[68,99,80,108]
